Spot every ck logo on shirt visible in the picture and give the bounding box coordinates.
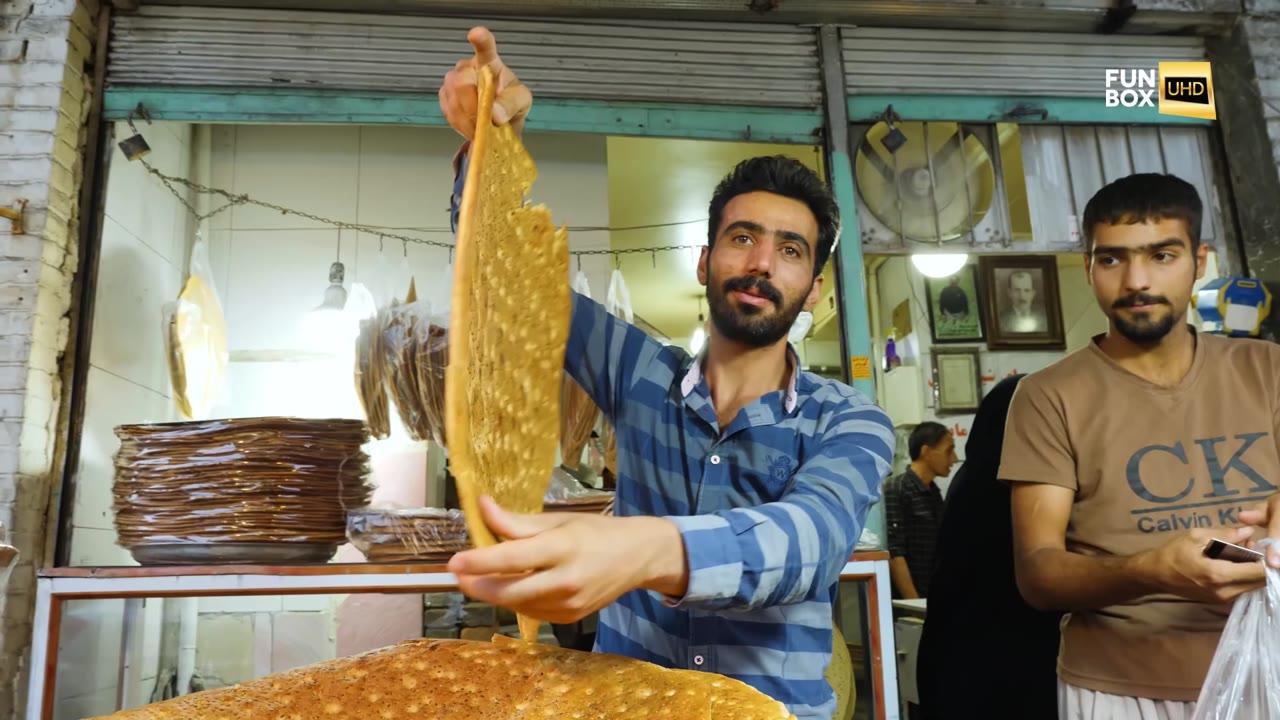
[1127,432,1278,533]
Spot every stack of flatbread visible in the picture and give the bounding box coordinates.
[112,417,372,564]
[92,637,795,719]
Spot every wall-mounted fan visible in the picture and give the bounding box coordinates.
[853,120,1011,249]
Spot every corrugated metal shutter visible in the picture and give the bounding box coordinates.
[842,27,1206,97]
[107,6,821,108]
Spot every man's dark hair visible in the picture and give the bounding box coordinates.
[909,422,950,461]
[1081,173,1202,251]
[707,156,840,278]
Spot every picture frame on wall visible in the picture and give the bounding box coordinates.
[924,264,985,343]
[978,255,1066,351]
[931,347,982,414]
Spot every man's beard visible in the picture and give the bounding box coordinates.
[706,271,809,348]
[1111,292,1179,344]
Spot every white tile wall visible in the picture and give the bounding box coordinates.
[68,527,132,567]
[198,595,284,614]
[53,686,117,720]
[55,600,125,701]
[60,122,194,710]
[195,614,256,687]
[227,126,360,232]
[73,333,173,538]
[88,216,181,393]
[270,612,335,673]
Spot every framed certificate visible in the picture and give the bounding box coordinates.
[931,347,982,414]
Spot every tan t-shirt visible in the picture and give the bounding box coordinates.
[999,331,1280,701]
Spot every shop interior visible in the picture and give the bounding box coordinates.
[854,120,1229,718]
[56,121,860,719]
[53,115,1230,720]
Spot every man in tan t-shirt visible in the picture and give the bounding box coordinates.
[1001,172,1280,719]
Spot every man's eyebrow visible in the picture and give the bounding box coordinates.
[1090,238,1187,256]
[722,221,811,252]
[721,220,766,236]
[775,229,811,250]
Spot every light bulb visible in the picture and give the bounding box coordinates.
[910,253,969,279]
[318,261,348,310]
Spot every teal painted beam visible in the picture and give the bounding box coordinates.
[104,87,446,126]
[848,94,1213,125]
[831,152,875,401]
[103,87,823,144]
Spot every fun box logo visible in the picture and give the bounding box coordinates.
[1104,61,1216,120]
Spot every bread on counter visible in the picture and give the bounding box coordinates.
[93,636,795,720]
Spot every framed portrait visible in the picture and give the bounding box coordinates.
[978,255,1066,351]
[931,347,982,414]
[924,264,985,343]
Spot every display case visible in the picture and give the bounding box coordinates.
[30,553,897,720]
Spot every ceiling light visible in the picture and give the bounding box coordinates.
[318,261,348,311]
[910,253,968,279]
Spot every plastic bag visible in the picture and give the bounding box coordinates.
[560,272,600,469]
[1192,539,1280,719]
[164,238,228,420]
[346,507,469,562]
[543,467,614,515]
[605,268,635,323]
[354,292,449,444]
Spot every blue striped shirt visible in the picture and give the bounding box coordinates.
[450,151,895,718]
[566,293,894,719]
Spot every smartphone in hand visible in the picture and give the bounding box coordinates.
[1205,538,1265,564]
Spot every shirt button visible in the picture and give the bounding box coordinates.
[693,655,705,666]
[709,455,721,465]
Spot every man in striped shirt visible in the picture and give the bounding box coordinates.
[443,28,895,719]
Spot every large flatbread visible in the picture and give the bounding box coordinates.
[446,67,571,640]
[92,637,795,719]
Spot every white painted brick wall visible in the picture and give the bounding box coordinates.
[0,0,97,718]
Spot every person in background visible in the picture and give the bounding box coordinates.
[1004,173,1280,718]
[884,422,957,599]
[916,375,1063,719]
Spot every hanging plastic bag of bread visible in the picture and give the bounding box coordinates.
[598,267,634,478]
[355,276,419,440]
[1191,539,1280,719]
[369,296,449,445]
[163,237,227,420]
[560,271,600,471]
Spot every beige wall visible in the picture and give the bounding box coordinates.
[870,253,1109,493]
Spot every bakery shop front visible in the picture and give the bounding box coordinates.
[37,7,901,720]
[16,2,1254,720]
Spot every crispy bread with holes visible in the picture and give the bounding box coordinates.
[445,67,570,549]
[92,637,796,719]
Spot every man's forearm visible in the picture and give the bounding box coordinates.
[1017,547,1155,611]
[889,557,919,599]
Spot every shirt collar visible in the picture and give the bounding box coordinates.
[680,345,800,414]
